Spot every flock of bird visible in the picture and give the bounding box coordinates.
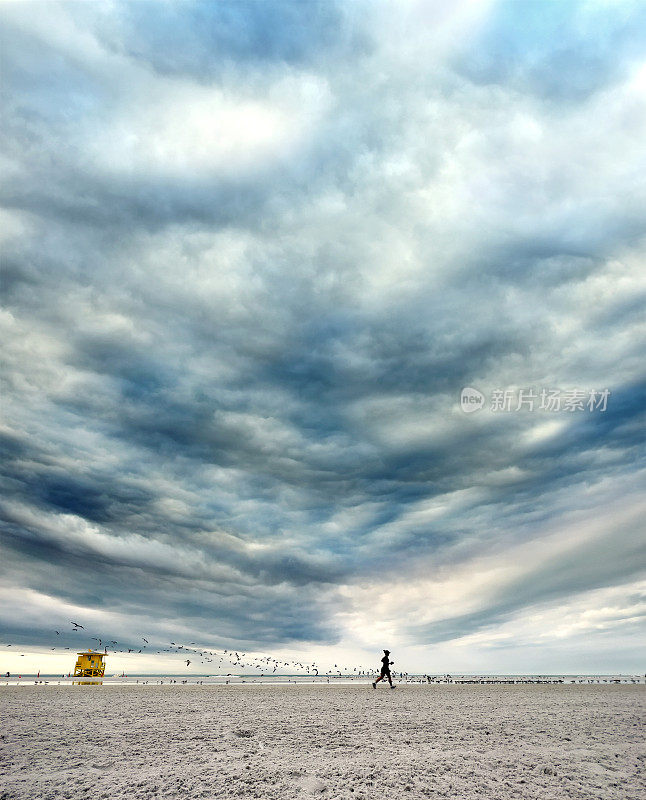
[2,621,376,677]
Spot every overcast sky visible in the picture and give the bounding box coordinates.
[1,0,645,676]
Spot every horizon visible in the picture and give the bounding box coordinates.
[6,670,645,679]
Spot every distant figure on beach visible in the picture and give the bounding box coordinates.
[372,649,395,688]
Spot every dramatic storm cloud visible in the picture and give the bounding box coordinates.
[1,0,645,674]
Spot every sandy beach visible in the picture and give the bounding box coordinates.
[1,684,644,799]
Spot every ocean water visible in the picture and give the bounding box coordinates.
[3,672,644,686]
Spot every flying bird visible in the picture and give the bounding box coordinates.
[142,638,148,643]
[185,660,191,666]
[70,622,84,629]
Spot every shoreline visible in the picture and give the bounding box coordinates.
[3,673,645,687]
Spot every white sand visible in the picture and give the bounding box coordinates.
[1,684,644,799]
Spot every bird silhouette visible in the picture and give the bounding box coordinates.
[70,622,84,629]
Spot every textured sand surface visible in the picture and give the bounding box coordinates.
[1,684,644,799]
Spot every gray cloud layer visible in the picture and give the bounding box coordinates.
[1,1,645,665]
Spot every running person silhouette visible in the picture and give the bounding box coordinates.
[372,649,395,688]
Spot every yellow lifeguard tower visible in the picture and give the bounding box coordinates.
[73,649,106,678]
